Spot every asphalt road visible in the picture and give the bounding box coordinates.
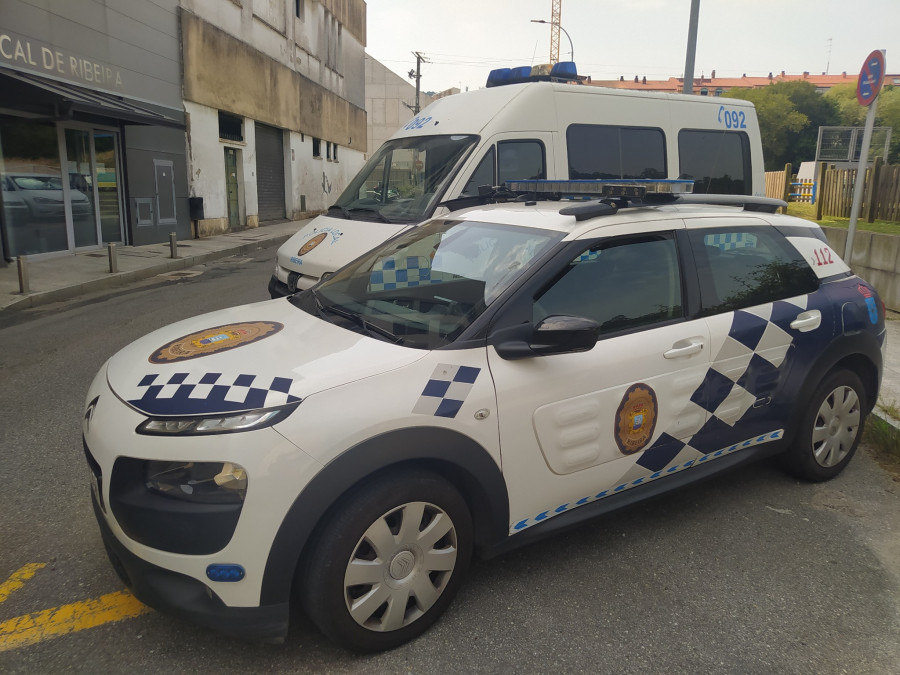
[1,249,898,673]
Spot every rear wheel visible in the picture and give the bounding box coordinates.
[782,369,867,482]
[301,469,472,652]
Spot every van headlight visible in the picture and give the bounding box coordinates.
[136,402,299,436]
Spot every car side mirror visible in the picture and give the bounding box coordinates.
[494,315,601,360]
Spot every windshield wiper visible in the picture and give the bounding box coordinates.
[326,204,351,219]
[317,301,404,345]
[348,207,393,223]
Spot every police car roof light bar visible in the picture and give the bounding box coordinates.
[505,179,695,199]
[486,61,582,87]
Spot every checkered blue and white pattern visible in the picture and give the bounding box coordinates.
[412,364,481,418]
[128,372,302,415]
[512,295,815,533]
[704,232,758,250]
[368,255,453,291]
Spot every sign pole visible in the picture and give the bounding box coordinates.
[843,49,886,263]
[844,98,879,261]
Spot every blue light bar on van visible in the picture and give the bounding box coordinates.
[505,179,695,198]
[486,62,581,87]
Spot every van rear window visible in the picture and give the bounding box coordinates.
[567,125,666,180]
[678,130,751,195]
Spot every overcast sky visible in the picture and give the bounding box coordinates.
[365,0,900,93]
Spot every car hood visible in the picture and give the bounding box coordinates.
[106,297,425,417]
[275,214,411,279]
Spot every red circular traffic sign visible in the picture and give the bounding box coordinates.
[857,50,886,107]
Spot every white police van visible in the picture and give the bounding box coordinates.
[269,62,765,297]
[84,181,885,652]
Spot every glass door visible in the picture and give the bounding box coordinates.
[64,128,99,248]
[93,131,123,243]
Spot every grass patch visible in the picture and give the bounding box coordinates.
[863,413,900,480]
[786,202,900,235]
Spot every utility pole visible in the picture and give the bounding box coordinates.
[406,51,429,115]
[683,0,700,94]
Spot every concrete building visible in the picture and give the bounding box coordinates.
[365,54,433,157]
[0,0,368,262]
[0,0,189,259]
[181,0,367,236]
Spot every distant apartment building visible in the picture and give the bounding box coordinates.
[590,70,900,96]
[0,0,368,262]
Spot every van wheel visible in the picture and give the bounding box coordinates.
[301,469,472,652]
[782,369,867,482]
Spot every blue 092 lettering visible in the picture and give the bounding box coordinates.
[717,105,747,129]
[403,115,432,131]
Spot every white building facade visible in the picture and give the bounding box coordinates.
[180,0,367,235]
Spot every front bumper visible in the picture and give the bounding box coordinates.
[268,273,293,299]
[92,492,290,642]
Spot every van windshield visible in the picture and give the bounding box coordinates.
[331,135,478,224]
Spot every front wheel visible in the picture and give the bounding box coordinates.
[782,369,868,482]
[300,469,473,652]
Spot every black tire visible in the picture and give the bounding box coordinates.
[300,469,473,652]
[781,368,868,482]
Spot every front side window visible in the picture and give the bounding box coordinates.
[534,234,683,335]
[567,124,666,180]
[498,140,546,183]
[293,219,562,349]
[688,226,818,314]
[333,135,478,223]
[678,129,751,195]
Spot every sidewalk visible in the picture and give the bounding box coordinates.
[0,221,898,418]
[0,219,308,312]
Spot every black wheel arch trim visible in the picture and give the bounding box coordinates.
[260,426,509,605]
[781,330,882,445]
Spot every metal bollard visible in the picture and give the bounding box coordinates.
[107,242,118,273]
[17,255,29,294]
[169,232,178,259]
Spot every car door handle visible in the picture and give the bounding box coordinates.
[664,337,704,359]
[790,310,822,332]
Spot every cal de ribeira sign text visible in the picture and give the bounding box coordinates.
[0,31,124,91]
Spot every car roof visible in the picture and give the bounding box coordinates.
[448,199,822,241]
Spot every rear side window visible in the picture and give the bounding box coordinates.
[567,124,666,180]
[689,226,818,315]
[678,130,751,195]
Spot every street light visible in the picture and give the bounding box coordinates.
[530,19,574,63]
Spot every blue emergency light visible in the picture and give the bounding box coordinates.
[486,61,581,87]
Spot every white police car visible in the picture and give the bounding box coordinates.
[83,181,886,651]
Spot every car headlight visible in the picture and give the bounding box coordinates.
[135,402,299,436]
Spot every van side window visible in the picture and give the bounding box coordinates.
[688,226,818,315]
[567,125,666,180]
[497,140,546,183]
[461,147,495,196]
[534,234,683,335]
[678,130,752,195]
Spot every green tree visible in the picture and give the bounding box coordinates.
[723,87,808,170]
[724,81,840,170]
[825,83,900,163]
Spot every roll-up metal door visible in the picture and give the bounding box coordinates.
[255,123,286,221]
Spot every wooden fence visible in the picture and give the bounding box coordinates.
[765,160,900,223]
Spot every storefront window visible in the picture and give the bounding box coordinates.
[0,118,68,256]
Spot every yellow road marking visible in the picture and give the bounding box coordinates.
[0,590,150,652]
[0,564,46,604]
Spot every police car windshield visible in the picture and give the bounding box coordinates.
[294,218,561,349]
[332,135,478,223]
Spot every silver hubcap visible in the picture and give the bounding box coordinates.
[343,501,458,632]
[811,385,860,467]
